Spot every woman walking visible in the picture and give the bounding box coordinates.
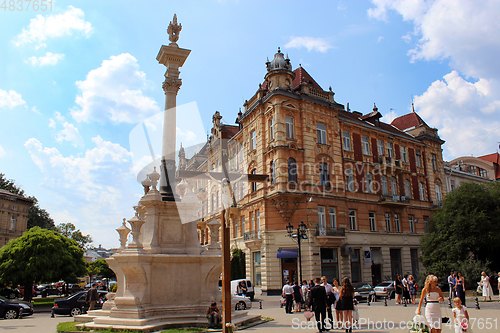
[332,278,342,328]
[292,280,302,312]
[416,275,445,333]
[480,272,493,301]
[455,271,466,306]
[339,277,354,333]
[394,274,403,305]
[408,275,417,305]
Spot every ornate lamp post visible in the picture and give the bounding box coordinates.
[286,221,308,284]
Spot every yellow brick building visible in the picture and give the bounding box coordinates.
[0,190,32,247]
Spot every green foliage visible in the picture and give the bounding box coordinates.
[456,258,491,290]
[110,283,117,292]
[0,227,87,301]
[0,173,25,196]
[88,259,115,280]
[420,182,500,279]
[56,222,93,250]
[230,248,245,280]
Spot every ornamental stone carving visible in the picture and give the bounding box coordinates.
[162,77,182,94]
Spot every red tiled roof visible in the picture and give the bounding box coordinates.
[391,112,428,131]
[292,66,322,90]
[222,125,240,139]
[478,152,500,179]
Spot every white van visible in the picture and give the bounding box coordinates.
[219,279,255,301]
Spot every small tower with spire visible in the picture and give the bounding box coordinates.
[264,47,295,90]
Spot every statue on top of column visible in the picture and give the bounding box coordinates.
[167,14,182,46]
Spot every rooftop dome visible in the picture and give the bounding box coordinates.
[266,47,292,72]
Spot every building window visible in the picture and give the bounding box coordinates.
[288,157,297,183]
[385,213,391,232]
[211,194,215,212]
[286,116,294,139]
[450,179,455,191]
[318,206,326,235]
[270,160,276,185]
[269,118,274,141]
[369,212,376,231]
[419,182,426,201]
[329,207,336,229]
[253,252,261,286]
[382,175,388,195]
[321,248,339,282]
[423,216,429,232]
[410,248,419,278]
[366,173,373,193]
[391,177,398,196]
[432,153,437,171]
[401,146,407,163]
[343,131,351,151]
[216,191,219,209]
[234,218,238,237]
[394,214,401,232]
[350,249,361,283]
[319,162,330,187]
[409,215,415,233]
[435,184,442,204]
[250,211,254,232]
[404,179,411,199]
[349,210,357,230]
[387,142,393,158]
[346,168,355,192]
[362,136,370,155]
[416,150,422,168]
[242,216,245,234]
[251,169,257,192]
[10,215,16,231]
[251,130,256,150]
[256,210,261,237]
[317,123,327,144]
[390,248,402,280]
[378,140,384,157]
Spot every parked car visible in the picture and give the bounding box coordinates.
[40,285,62,297]
[19,287,37,298]
[66,284,83,294]
[0,296,33,319]
[0,288,21,300]
[52,290,108,316]
[353,283,375,302]
[374,280,395,299]
[231,279,255,301]
[232,294,252,311]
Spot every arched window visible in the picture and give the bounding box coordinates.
[288,158,297,183]
[270,160,276,185]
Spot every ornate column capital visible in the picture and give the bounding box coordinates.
[162,77,182,94]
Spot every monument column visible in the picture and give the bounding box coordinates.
[156,14,191,201]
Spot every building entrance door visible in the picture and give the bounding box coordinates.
[281,258,297,286]
[371,264,382,286]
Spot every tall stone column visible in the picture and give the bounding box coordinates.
[156,14,191,201]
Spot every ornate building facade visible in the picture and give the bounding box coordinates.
[183,49,447,294]
[0,189,32,247]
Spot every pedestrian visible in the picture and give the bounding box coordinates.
[301,280,309,310]
[455,271,466,307]
[452,297,471,333]
[394,274,403,305]
[206,301,221,328]
[340,277,354,333]
[402,274,410,303]
[416,275,444,333]
[292,280,302,313]
[408,275,417,305]
[448,272,456,299]
[86,283,99,311]
[321,276,334,329]
[480,272,493,301]
[308,277,328,332]
[282,280,294,314]
[332,278,342,328]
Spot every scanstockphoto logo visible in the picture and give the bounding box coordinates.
[128,102,249,224]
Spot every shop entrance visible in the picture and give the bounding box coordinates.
[281,258,297,286]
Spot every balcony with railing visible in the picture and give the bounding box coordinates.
[315,227,346,247]
[379,195,410,206]
[243,231,262,250]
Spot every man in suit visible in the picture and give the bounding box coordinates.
[308,277,328,332]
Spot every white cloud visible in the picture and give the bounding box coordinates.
[55,122,84,148]
[71,53,160,123]
[377,36,384,43]
[48,118,56,128]
[26,52,64,66]
[0,145,5,158]
[368,0,500,80]
[285,36,333,53]
[415,71,500,159]
[13,6,93,49]
[0,89,26,109]
[31,106,41,114]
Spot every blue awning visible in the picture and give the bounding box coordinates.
[277,248,298,259]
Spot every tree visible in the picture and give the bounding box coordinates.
[88,259,115,289]
[56,223,93,250]
[420,182,500,283]
[0,227,87,301]
[230,248,245,280]
[0,173,55,230]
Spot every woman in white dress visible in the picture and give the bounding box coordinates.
[480,272,493,301]
[452,297,472,333]
[417,275,445,333]
[332,278,342,328]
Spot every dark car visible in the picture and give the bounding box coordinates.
[0,296,33,319]
[66,284,83,294]
[39,285,62,298]
[353,283,375,302]
[0,288,21,300]
[374,280,396,299]
[52,290,107,316]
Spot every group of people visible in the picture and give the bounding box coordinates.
[394,274,418,305]
[282,276,356,333]
[447,271,467,306]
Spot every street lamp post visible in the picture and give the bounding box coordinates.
[286,221,308,284]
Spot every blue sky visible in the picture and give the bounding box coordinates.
[1,0,499,248]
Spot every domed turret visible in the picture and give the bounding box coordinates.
[264,47,295,90]
[266,47,292,72]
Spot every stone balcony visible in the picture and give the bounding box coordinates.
[315,227,346,247]
[379,195,410,207]
[243,231,262,250]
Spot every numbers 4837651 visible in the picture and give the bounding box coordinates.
[1,0,52,11]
